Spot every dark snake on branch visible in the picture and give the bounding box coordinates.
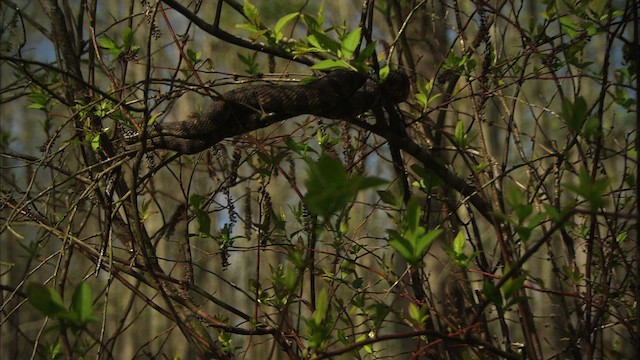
[127,69,410,154]
[123,69,494,217]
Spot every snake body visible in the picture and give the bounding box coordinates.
[131,69,409,154]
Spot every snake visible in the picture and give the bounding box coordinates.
[127,69,410,154]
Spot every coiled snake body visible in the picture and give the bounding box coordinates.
[129,69,409,154]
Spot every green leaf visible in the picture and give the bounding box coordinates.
[123,27,133,51]
[237,52,260,75]
[315,1,325,27]
[40,339,63,360]
[310,59,353,71]
[408,303,430,328]
[28,91,50,110]
[454,120,467,148]
[414,228,442,262]
[450,230,474,267]
[282,269,297,294]
[242,0,260,25]
[583,116,601,139]
[379,65,390,82]
[408,302,420,322]
[186,48,202,64]
[563,169,609,210]
[98,36,117,50]
[90,133,101,151]
[235,22,260,33]
[515,224,532,242]
[502,273,526,301]
[559,16,578,39]
[589,0,606,15]
[301,14,321,32]
[387,229,414,262]
[355,41,377,66]
[235,23,268,41]
[306,30,340,54]
[405,198,420,230]
[483,281,503,308]
[274,12,299,41]
[98,35,121,57]
[443,52,475,74]
[453,231,465,255]
[354,175,387,192]
[415,78,441,110]
[340,28,361,59]
[513,204,533,223]
[71,282,96,324]
[506,184,524,207]
[377,190,400,207]
[303,155,349,217]
[564,265,583,284]
[189,195,211,236]
[313,288,328,324]
[410,164,442,190]
[542,204,562,221]
[27,103,45,110]
[284,137,315,155]
[147,112,163,126]
[303,154,384,217]
[27,283,66,317]
[561,96,588,134]
[387,199,442,266]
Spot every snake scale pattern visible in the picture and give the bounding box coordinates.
[129,69,409,154]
